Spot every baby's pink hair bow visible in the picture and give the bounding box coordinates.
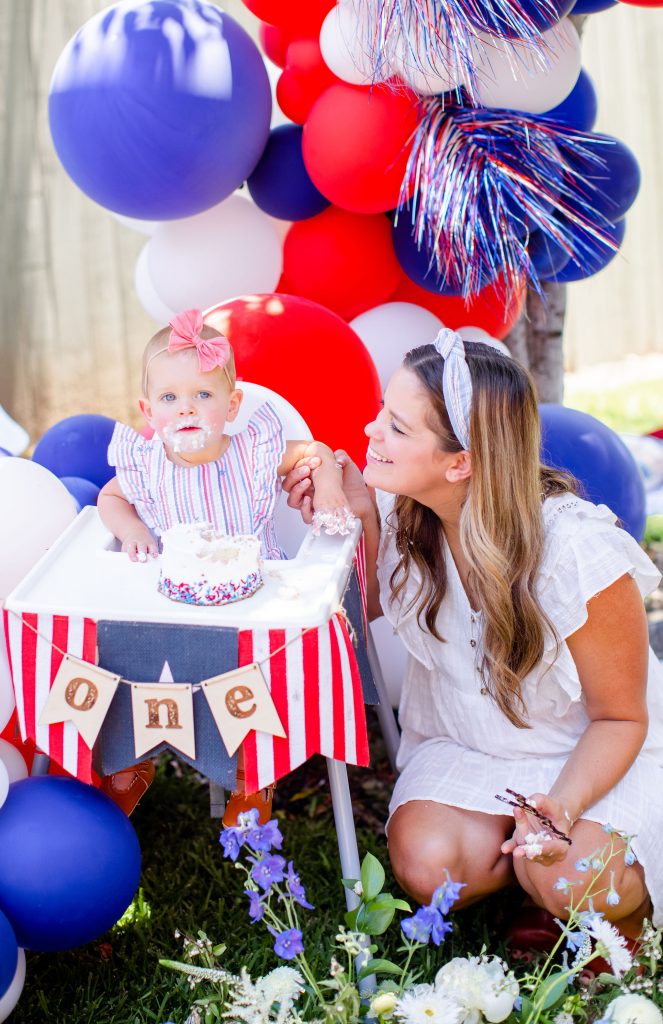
[168,308,231,374]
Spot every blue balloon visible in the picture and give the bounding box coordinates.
[248,124,330,222]
[0,449,12,458]
[540,405,646,540]
[528,229,571,278]
[544,69,598,131]
[0,909,18,999]
[48,1,271,219]
[546,215,626,283]
[0,777,141,951]
[392,214,497,296]
[32,414,116,489]
[471,0,574,34]
[572,0,617,12]
[60,475,101,510]
[567,134,640,222]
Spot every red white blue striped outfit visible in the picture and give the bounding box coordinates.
[108,402,286,559]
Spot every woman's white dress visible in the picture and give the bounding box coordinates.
[378,490,663,925]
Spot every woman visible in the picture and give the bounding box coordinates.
[285,330,663,939]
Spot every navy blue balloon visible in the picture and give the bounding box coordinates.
[567,134,640,222]
[48,1,271,219]
[60,475,101,511]
[392,214,497,296]
[32,414,116,489]
[0,777,141,951]
[0,909,18,999]
[529,229,571,278]
[572,0,617,12]
[546,216,626,283]
[0,449,12,458]
[544,69,598,131]
[248,124,330,222]
[540,404,646,540]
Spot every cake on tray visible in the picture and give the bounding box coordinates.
[158,523,262,606]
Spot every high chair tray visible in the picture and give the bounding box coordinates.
[5,507,361,629]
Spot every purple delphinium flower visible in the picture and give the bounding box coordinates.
[431,879,465,915]
[250,854,287,892]
[245,819,284,854]
[219,828,242,862]
[270,927,304,961]
[402,905,450,946]
[284,861,314,910]
[245,889,266,923]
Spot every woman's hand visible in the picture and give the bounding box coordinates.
[500,792,572,866]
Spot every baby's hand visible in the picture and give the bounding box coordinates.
[121,528,159,563]
[312,483,348,513]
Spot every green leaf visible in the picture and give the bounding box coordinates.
[342,877,359,891]
[536,972,569,1011]
[356,904,396,936]
[345,907,359,930]
[358,958,402,980]
[360,852,386,902]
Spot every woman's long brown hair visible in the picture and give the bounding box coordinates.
[389,342,578,727]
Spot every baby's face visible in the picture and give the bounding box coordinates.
[141,349,241,458]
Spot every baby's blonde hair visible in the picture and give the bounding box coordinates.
[142,324,237,395]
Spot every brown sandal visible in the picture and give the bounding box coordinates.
[222,769,276,828]
[100,760,156,817]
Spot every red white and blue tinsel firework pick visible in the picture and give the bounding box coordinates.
[398,100,622,302]
[351,0,570,101]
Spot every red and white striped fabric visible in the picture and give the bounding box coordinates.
[3,610,369,793]
[3,611,97,784]
[238,614,369,795]
[353,536,368,637]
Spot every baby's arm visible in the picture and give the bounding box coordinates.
[279,441,347,512]
[97,477,159,562]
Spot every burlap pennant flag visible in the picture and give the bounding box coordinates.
[130,682,196,759]
[38,655,121,748]
[200,663,286,756]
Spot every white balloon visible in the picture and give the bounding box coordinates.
[0,740,27,784]
[148,195,283,313]
[319,2,375,85]
[369,617,407,709]
[0,761,7,810]
[472,19,581,114]
[0,631,14,733]
[0,458,77,600]
[458,325,511,357]
[391,2,464,96]
[0,949,25,1022]
[225,381,312,559]
[350,302,444,390]
[0,405,29,456]
[134,243,177,326]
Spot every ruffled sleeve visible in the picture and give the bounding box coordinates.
[107,422,153,506]
[247,402,286,536]
[537,495,661,641]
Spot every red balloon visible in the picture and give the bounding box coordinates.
[280,207,401,321]
[392,275,526,340]
[618,0,663,6]
[258,23,292,68]
[205,294,381,466]
[276,39,338,124]
[242,0,335,34]
[302,83,420,214]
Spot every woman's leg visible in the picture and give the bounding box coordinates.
[512,819,650,939]
[388,800,516,907]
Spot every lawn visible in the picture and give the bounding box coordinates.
[564,372,663,436]
[12,735,510,1024]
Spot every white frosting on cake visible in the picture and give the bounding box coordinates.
[158,523,262,605]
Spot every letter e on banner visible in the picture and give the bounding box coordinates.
[200,663,286,756]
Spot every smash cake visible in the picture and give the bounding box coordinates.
[158,523,262,606]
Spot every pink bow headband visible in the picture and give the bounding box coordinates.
[168,309,231,374]
[143,309,233,392]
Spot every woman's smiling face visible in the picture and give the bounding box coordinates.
[363,366,461,503]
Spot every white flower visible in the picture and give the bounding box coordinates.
[435,957,519,1023]
[603,994,663,1024]
[258,966,305,1022]
[585,918,634,978]
[370,991,399,1018]
[394,983,464,1024]
[553,1013,574,1024]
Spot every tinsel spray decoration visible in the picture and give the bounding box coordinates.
[350,0,571,100]
[397,99,622,302]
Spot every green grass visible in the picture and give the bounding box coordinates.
[564,376,663,436]
[12,747,513,1024]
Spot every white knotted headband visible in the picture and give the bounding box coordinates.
[432,328,473,451]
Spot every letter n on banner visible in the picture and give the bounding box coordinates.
[130,683,196,759]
